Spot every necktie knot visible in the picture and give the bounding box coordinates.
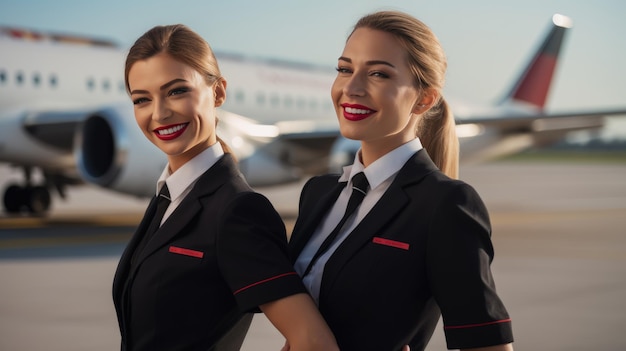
[351,172,369,196]
[158,184,171,201]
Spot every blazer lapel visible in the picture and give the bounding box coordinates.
[319,150,440,301]
[113,198,156,288]
[112,196,156,326]
[289,178,345,261]
[130,154,240,269]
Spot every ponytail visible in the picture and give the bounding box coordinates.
[215,116,237,162]
[216,136,236,161]
[417,98,459,179]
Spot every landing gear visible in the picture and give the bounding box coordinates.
[3,184,52,216]
[2,166,57,216]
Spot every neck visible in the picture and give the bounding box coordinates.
[360,137,412,167]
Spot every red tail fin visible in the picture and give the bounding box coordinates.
[502,14,573,109]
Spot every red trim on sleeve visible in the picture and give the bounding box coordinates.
[372,237,410,250]
[233,272,299,295]
[169,246,204,258]
[444,318,512,330]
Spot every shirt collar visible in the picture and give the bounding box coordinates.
[339,138,423,189]
[156,143,225,201]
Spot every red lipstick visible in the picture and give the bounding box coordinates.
[341,103,376,121]
[154,123,188,141]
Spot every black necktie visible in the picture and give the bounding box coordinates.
[146,184,171,238]
[303,172,369,277]
[133,184,170,264]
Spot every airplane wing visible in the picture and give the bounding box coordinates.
[453,108,626,163]
[270,120,341,174]
[459,108,626,141]
[3,14,625,217]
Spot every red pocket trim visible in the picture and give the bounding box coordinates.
[372,237,409,250]
[169,246,204,258]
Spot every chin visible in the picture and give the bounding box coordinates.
[339,127,364,141]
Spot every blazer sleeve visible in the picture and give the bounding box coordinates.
[216,191,307,312]
[426,181,514,349]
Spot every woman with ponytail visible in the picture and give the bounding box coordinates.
[289,11,514,351]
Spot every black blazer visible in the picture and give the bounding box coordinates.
[289,150,513,351]
[113,154,304,351]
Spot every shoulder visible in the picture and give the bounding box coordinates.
[424,171,486,210]
[302,173,341,193]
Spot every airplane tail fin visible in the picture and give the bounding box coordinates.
[500,14,573,110]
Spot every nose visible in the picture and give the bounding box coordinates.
[152,98,171,122]
[343,72,366,97]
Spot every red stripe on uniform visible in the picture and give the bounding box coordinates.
[444,318,512,330]
[233,272,298,295]
[372,237,410,250]
[168,246,204,258]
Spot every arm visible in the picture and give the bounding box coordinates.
[217,192,338,350]
[260,293,339,351]
[427,181,514,349]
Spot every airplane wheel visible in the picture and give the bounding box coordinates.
[3,184,24,214]
[26,186,51,215]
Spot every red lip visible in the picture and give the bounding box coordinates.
[341,103,376,121]
[154,123,188,141]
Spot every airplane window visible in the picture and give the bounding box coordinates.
[50,74,58,87]
[234,90,245,103]
[0,70,6,84]
[323,101,333,111]
[256,92,266,106]
[270,94,279,107]
[297,97,306,109]
[33,73,41,87]
[103,79,110,91]
[16,71,24,85]
[284,95,293,108]
[119,81,125,93]
[309,99,318,110]
[87,77,95,91]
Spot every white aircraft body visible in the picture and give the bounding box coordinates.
[1,14,625,215]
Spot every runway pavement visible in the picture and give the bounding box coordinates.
[1,161,625,351]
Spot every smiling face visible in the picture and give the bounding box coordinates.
[331,27,434,165]
[128,52,226,172]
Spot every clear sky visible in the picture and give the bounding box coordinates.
[2,0,626,136]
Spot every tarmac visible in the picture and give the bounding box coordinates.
[1,161,625,351]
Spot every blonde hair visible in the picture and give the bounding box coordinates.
[352,11,458,178]
[124,24,234,157]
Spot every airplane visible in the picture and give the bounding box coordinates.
[1,14,625,216]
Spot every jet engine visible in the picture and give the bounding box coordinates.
[74,103,165,198]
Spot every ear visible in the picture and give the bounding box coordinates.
[412,88,438,114]
[214,78,227,107]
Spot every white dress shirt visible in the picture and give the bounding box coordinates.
[155,143,225,226]
[295,138,423,303]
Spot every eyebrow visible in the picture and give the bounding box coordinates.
[338,56,396,68]
[130,78,188,95]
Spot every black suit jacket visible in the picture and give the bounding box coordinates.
[113,154,304,351]
[289,150,513,351]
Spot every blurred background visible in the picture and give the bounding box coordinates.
[2,0,626,113]
[1,0,625,350]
